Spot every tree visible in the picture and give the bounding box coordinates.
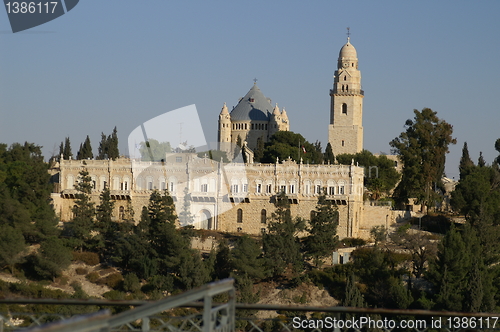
[95,187,115,257]
[478,151,486,167]
[336,150,400,198]
[391,229,437,278]
[261,131,323,164]
[305,195,339,267]
[390,108,456,211]
[495,138,500,164]
[66,170,95,251]
[459,142,474,180]
[197,150,229,163]
[32,236,72,281]
[231,235,266,280]
[263,192,305,277]
[179,187,194,226]
[63,137,73,160]
[139,139,172,162]
[98,133,108,159]
[108,126,119,160]
[323,142,335,164]
[253,136,265,162]
[0,226,26,273]
[77,136,93,160]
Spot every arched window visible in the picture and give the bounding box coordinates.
[346,85,349,91]
[342,140,345,147]
[342,103,347,114]
[119,206,125,220]
[261,209,267,224]
[342,85,345,92]
[344,75,346,81]
[237,209,243,223]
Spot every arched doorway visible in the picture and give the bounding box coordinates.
[199,210,212,230]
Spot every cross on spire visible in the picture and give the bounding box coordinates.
[346,27,350,41]
[253,78,258,84]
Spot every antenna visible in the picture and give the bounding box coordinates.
[346,27,351,41]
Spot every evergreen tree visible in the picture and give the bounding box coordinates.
[459,142,474,180]
[305,195,339,267]
[261,131,322,164]
[139,139,171,161]
[66,170,95,251]
[32,236,72,281]
[95,187,115,257]
[0,226,26,274]
[343,274,366,307]
[231,235,266,280]
[63,137,73,160]
[390,108,456,211]
[76,143,83,160]
[478,151,486,167]
[179,187,194,226]
[214,239,232,280]
[495,138,500,165]
[324,142,335,164]
[108,126,119,160]
[98,132,108,159]
[59,142,64,159]
[263,192,305,277]
[78,135,93,160]
[253,136,265,162]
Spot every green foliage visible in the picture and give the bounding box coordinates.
[77,135,93,160]
[72,252,100,266]
[197,149,229,163]
[179,187,194,226]
[123,273,141,293]
[231,235,265,280]
[305,196,339,267]
[32,237,72,280]
[323,142,335,164]
[343,274,366,307]
[86,272,100,283]
[253,136,265,162]
[139,139,171,161]
[337,150,400,198]
[63,137,73,160]
[370,225,387,245]
[95,187,115,259]
[340,238,367,247]
[97,127,119,160]
[0,225,26,273]
[263,192,305,278]
[260,131,323,164]
[75,267,88,275]
[65,170,95,251]
[214,239,232,280]
[97,273,124,289]
[390,108,456,209]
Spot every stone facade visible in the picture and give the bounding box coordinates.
[328,37,364,156]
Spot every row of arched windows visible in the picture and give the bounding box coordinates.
[236,208,267,224]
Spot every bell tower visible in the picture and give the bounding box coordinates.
[328,34,364,156]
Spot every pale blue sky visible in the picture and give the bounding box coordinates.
[1,1,499,179]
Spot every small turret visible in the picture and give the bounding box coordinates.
[218,102,232,152]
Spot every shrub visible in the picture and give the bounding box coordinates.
[72,252,100,266]
[97,273,123,289]
[75,267,88,275]
[86,272,100,283]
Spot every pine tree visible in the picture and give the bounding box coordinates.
[324,142,335,164]
[305,195,339,267]
[67,170,95,251]
[344,274,366,307]
[231,235,266,280]
[263,192,305,277]
[96,187,115,257]
[0,226,26,274]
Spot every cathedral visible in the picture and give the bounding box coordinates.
[50,37,405,240]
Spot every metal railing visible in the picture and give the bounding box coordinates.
[3,282,500,331]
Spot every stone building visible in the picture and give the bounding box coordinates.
[218,83,289,157]
[328,37,364,156]
[49,37,403,240]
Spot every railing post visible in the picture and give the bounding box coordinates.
[141,316,150,332]
[203,293,212,332]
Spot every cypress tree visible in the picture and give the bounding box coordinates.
[459,142,474,180]
[324,142,335,164]
[107,126,119,160]
[63,137,73,160]
[254,136,265,162]
[98,132,107,159]
[80,135,93,160]
[478,151,486,167]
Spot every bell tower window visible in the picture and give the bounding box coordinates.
[342,103,347,114]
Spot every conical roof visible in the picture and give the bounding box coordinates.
[230,84,272,121]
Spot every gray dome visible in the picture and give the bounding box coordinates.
[230,84,272,121]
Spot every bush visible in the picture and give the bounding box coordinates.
[97,273,123,289]
[123,273,141,293]
[75,267,88,275]
[86,272,100,283]
[72,252,100,266]
[340,238,367,247]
